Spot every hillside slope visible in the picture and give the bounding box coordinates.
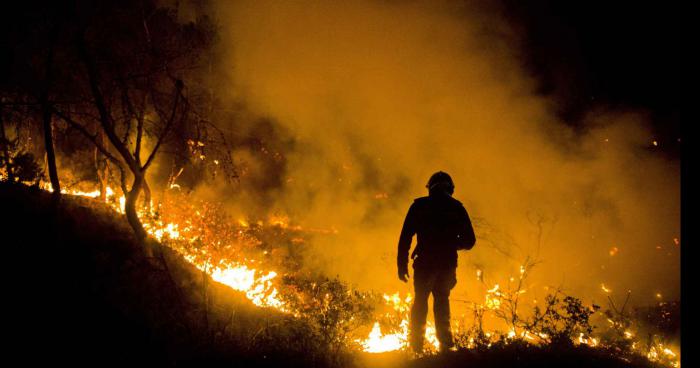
[0,183,326,367]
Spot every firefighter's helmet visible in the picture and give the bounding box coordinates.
[426,171,454,194]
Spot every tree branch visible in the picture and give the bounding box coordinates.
[77,31,140,174]
[143,81,183,170]
[52,108,125,170]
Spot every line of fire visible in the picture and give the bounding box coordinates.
[1,1,680,367]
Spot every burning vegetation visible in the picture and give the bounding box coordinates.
[0,167,679,366]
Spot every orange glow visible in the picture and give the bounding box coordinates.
[36,182,679,366]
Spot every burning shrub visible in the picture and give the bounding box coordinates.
[152,191,260,266]
[523,292,600,347]
[594,290,680,366]
[599,291,637,355]
[280,275,377,353]
[635,301,680,338]
[453,305,491,351]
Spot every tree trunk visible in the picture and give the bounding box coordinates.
[96,156,108,202]
[0,107,14,182]
[125,174,146,240]
[41,30,60,194]
[42,104,60,194]
[94,131,109,202]
[142,176,152,211]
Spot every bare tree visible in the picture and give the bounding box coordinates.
[1,5,66,193]
[3,0,233,241]
[40,28,61,195]
[50,1,214,239]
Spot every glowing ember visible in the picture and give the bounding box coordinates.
[269,215,290,228]
[150,223,181,241]
[485,284,502,309]
[577,333,599,347]
[42,183,115,198]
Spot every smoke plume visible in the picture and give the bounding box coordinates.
[191,0,679,312]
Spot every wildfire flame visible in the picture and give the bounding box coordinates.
[32,182,678,365]
[360,321,407,353]
[43,184,289,312]
[358,292,440,353]
[199,259,286,310]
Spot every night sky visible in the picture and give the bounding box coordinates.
[500,0,679,155]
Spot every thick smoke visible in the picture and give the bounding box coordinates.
[196,0,678,311]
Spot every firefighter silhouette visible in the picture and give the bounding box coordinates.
[397,171,476,353]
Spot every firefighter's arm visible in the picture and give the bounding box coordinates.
[397,203,417,282]
[457,206,476,250]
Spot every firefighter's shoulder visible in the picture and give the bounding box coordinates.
[413,196,430,204]
[450,197,464,206]
[446,196,466,210]
[409,196,430,210]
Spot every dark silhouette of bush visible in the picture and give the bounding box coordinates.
[0,137,43,185]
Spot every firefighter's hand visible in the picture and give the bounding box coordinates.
[398,268,410,283]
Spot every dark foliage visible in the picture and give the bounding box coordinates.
[0,136,44,185]
[525,293,600,346]
[404,344,663,368]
